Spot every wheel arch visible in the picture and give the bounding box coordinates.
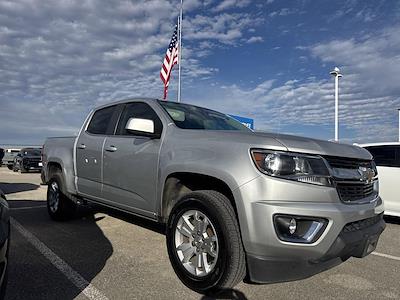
[45,157,76,195]
[160,172,238,223]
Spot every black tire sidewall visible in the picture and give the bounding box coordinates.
[20,165,26,173]
[166,196,230,293]
[47,173,75,220]
[47,176,62,219]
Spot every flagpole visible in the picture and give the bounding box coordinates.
[177,0,183,102]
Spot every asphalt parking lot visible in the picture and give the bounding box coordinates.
[1,167,399,300]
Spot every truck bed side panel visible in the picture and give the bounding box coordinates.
[44,137,77,195]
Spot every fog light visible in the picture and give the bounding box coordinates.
[288,218,297,234]
[274,215,328,244]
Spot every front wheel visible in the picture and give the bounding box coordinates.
[47,173,76,221]
[166,190,246,294]
[19,162,27,173]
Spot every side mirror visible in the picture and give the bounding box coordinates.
[125,118,161,138]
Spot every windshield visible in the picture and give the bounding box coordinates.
[22,149,41,156]
[159,101,251,131]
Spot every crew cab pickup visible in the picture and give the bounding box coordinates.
[42,98,385,294]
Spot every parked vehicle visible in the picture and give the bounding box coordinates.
[360,142,400,217]
[0,189,10,299]
[12,148,42,173]
[2,149,20,170]
[0,149,4,166]
[0,148,4,167]
[42,98,385,293]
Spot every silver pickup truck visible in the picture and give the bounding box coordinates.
[43,98,385,294]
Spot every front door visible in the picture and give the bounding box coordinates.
[102,102,163,218]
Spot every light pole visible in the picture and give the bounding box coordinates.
[330,67,342,141]
[398,109,400,142]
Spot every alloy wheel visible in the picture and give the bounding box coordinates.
[174,210,219,277]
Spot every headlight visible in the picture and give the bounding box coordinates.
[251,150,333,186]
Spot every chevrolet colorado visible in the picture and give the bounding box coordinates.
[42,98,385,293]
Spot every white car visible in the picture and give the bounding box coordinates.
[360,142,400,217]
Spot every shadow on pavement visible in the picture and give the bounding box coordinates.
[91,204,166,235]
[384,215,400,225]
[7,199,46,209]
[201,289,248,300]
[6,199,113,300]
[0,182,39,194]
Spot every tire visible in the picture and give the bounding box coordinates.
[19,163,27,173]
[40,170,46,185]
[6,165,12,171]
[47,172,76,221]
[166,190,246,294]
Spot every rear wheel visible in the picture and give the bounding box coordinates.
[166,190,246,294]
[47,172,76,221]
[19,163,27,173]
[6,165,12,171]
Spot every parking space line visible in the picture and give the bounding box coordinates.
[10,217,109,300]
[372,251,400,261]
[10,205,47,210]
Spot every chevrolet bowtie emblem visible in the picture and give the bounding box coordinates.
[358,167,375,184]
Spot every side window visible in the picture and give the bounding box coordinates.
[87,105,117,135]
[366,146,399,167]
[116,102,163,136]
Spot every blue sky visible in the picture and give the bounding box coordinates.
[1,0,400,145]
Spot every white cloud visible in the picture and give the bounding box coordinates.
[246,36,264,43]
[184,13,263,45]
[269,8,297,17]
[213,0,251,12]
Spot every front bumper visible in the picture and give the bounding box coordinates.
[233,175,385,284]
[22,160,42,170]
[246,213,385,283]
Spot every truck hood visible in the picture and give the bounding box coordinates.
[172,128,372,160]
[254,132,372,160]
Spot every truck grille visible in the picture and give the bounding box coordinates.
[336,182,377,203]
[323,156,377,203]
[324,156,372,169]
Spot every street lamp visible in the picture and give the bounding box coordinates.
[398,109,400,142]
[330,67,342,142]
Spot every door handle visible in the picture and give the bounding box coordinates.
[77,144,86,150]
[105,145,118,152]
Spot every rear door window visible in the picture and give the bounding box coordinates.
[87,105,117,135]
[366,145,400,167]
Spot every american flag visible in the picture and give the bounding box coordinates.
[160,22,179,100]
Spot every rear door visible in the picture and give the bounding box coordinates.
[367,145,400,216]
[76,105,120,199]
[102,102,164,218]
